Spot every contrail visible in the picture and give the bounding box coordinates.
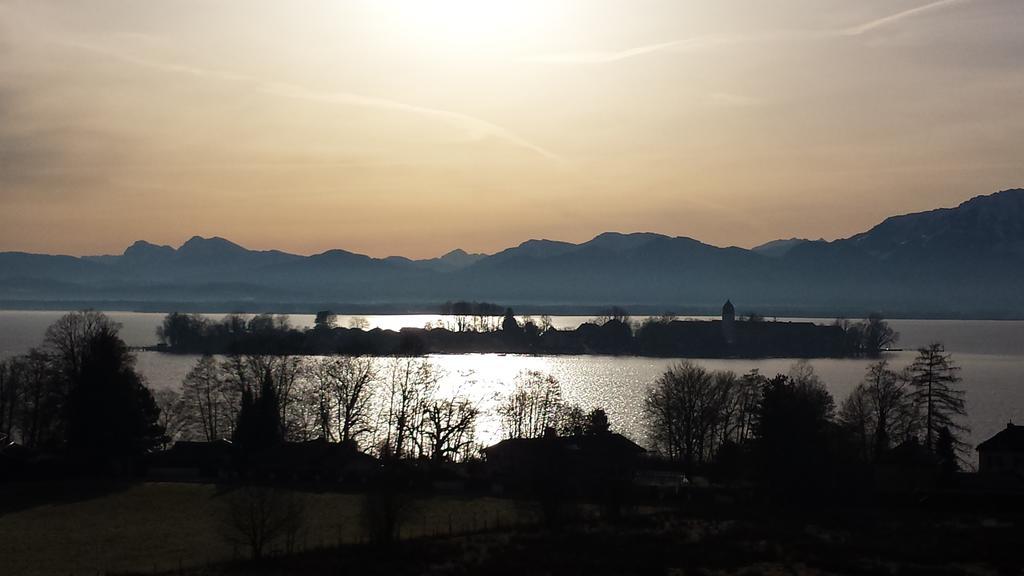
[522,35,745,65]
[840,0,974,36]
[526,0,978,65]
[59,39,562,162]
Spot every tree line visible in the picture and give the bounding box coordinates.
[0,311,165,474]
[159,354,482,463]
[162,355,615,459]
[155,310,895,358]
[642,343,968,498]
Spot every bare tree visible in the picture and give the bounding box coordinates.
[153,388,189,448]
[592,306,631,326]
[840,360,918,462]
[378,358,438,459]
[222,485,308,559]
[180,355,237,441]
[313,310,337,329]
[643,362,740,467]
[221,355,304,440]
[43,310,119,382]
[498,371,565,439]
[558,403,587,436]
[538,315,554,333]
[348,316,370,330]
[0,358,23,441]
[15,350,60,449]
[303,356,378,446]
[422,396,480,463]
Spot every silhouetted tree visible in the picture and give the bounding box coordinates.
[498,371,565,439]
[422,396,479,463]
[862,314,899,356]
[222,355,302,440]
[643,362,739,468]
[223,485,308,559]
[753,365,837,500]
[839,360,917,462]
[11,349,59,449]
[301,354,378,444]
[593,306,631,326]
[935,426,960,477]
[908,343,968,454]
[586,408,611,435]
[153,388,188,448]
[44,310,120,383]
[313,310,337,329]
[378,358,438,458]
[181,354,237,441]
[233,376,283,454]
[63,328,165,473]
[0,357,23,442]
[837,315,898,356]
[157,312,210,350]
[559,403,587,436]
[501,308,520,333]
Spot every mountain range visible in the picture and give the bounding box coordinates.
[3,189,1023,318]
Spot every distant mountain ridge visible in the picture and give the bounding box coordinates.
[3,189,1023,318]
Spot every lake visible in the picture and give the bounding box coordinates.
[2,310,1023,461]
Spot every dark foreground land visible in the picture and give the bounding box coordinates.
[177,514,1022,576]
[3,481,1022,576]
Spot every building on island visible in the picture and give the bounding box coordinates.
[721,299,736,345]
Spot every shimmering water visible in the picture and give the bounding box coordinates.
[2,310,1023,458]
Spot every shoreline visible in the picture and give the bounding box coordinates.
[3,303,1024,322]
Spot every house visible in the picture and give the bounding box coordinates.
[483,431,645,495]
[148,439,234,480]
[148,438,378,484]
[873,438,939,494]
[257,438,377,484]
[978,423,1024,477]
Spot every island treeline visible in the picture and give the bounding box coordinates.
[154,306,898,358]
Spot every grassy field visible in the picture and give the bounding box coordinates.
[0,483,534,576]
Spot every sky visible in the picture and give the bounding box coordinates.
[1,0,1022,259]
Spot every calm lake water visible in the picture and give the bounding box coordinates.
[2,310,1023,460]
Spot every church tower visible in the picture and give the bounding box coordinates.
[721,299,736,345]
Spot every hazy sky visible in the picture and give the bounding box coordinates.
[1,0,1022,258]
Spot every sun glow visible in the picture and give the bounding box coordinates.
[366,0,569,54]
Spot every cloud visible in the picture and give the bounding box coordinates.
[520,35,744,64]
[526,0,979,65]
[56,39,563,163]
[839,0,975,36]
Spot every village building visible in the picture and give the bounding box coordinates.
[977,423,1024,477]
[483,431,645,496]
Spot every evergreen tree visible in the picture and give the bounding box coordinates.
[907,343,968,454]
[233,374,282,453]
[64,329,165,473]
[935,426,960,477]
[586,408,611,435]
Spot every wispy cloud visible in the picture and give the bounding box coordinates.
[521,35,744,64]
[59,39,562,162]
[526,0,979,65]
[839,0,974,36]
